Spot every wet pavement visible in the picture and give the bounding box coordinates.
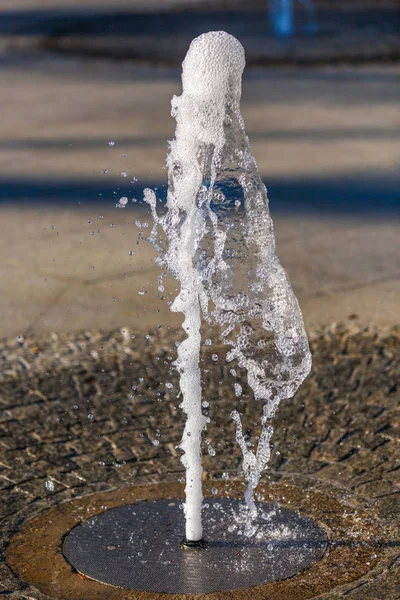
[1,324,400,598]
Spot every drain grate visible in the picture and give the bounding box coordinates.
[63,498,327,595]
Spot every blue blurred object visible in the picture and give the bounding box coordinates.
[268,0,318,37]
[269,0,294,37]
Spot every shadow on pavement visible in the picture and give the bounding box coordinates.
[1,125,400,152]
[1,6,399,38]
[1,174,399,217]
[1,6,399,65]
[234,126,400,142]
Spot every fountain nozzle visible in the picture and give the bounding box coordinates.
[181,538,208,550]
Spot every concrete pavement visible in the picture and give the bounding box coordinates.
[0,54,399,339]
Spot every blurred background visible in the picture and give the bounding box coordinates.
[1,0,399,339]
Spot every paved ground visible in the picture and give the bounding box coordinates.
[1,324,400,598]
[0,54,399,340]
[0,8,399,597]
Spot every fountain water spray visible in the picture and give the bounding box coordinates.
[145,31,311,543]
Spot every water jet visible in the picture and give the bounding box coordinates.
[62,30,314,592]
[8,32,334,598]
[144,30,311,544]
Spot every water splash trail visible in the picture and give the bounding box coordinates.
[145,31,311,540]
[144,186,208,542]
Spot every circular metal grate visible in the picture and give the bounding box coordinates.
[63,498,327,594]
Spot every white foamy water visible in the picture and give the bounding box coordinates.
[145,31,311,540]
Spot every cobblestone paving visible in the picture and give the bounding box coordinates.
[0,323,399,598]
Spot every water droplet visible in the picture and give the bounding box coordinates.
[108,141,115,147]
[152,440,160,446]
[211,487,218,495]
[103,169,108,174]
[87,413,94,420]
[51,225,55,230]
[119,196,128,205]
[234,383,242,397]
[165,382,173,389]
[121,172,128,178]
[211,354,218,362]
[205,339,212,346]
[45,480,55,492]
[128,250,133,256]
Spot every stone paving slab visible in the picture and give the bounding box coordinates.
[1,204,400,339]
[2,58,398,184]
[0,56,399,338]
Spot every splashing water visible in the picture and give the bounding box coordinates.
[145,31,311,541]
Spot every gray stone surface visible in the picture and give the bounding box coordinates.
[0,56,399,339]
